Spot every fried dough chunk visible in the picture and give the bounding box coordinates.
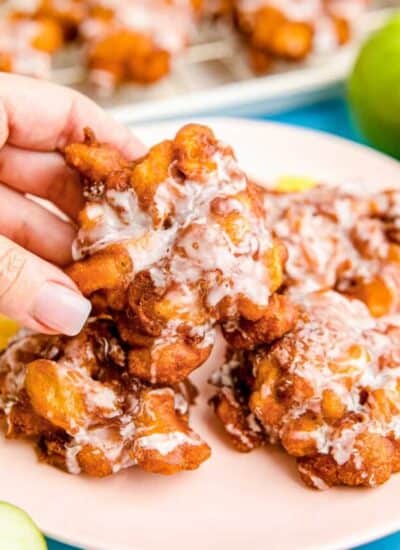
[210,352,266,452]
[34,0,87,40]
[1,0,86,78]
[1,0,365,84]
[234,0,365,74]
[87,30,171,86]
[222,293,299,350]
[134,387,210,474]
[263,184,400,317]
[65,124,294,384]
[211,178,400,490]
[0,319,210,477]
[213,291,400,489]
[81,0,198,89]
[246,6,313,61]
[0,15,63,78]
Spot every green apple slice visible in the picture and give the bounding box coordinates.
[0,502,47,549]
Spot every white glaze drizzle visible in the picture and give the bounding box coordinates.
[0,18,52,78]
[135,430,203,456]
[0,330,193,475]
[81,0,196,54]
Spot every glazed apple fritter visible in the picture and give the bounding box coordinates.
[0,12,63,78]
[212,179,400,489]
[213,290,400,489]
[34,0,87,40]
[235,0,366,73]
[65,123,296,385]
[263,182,400,317]
[0,0,369,86]
[0,318,210,476]
[81,0,200,88]
[0,123,298,478]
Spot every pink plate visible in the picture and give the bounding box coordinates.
[2,119,400,550]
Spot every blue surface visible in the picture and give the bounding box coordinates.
[259,95,363,143]
[48,541,81,550]
[46,95,398,550]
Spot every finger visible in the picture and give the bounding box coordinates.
[0,74,147,158]
[0,235,91,335]
[0,183,75,266]
[0,145,84,220]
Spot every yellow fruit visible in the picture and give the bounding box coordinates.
[0,315,19,351]
[274,175,317,193]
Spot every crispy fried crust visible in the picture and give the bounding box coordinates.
[222,294,299,350]
[35,0,86,40]
[263,184,400,317]
[0,123,298,478]
[64,124,294,385]
[210,352,266,452]
[211,179,400,490]
[3,0,197,85]
[82,0,198,88]
[213,290,400,489]
[234,0,359,74]
[134,387,210,474]
[0,14,63,78]
[2,0,365,85]
[0,320,210,477]
[241,6,313,61]
[87,30,171,86]
[0,0,86,78]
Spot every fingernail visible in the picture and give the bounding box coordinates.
[33,282,91,336]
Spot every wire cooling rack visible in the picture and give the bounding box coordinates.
[2,1,399,123]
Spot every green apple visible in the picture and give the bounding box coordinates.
[0,502,47,549]
[348,13,400,159]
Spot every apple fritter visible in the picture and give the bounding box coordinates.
[263,183,400,317]
[0,14,63,78]
[81,0,199,89]
[234,0,367,74]
[211,177,400,490]
[65,124,296,385]
[213,290,400,488]
[0,318,210,476]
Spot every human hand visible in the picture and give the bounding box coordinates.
[0,74,146,336]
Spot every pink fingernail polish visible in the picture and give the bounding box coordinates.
[33,282,91,336]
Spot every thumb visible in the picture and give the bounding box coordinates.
[0,236,91,335]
